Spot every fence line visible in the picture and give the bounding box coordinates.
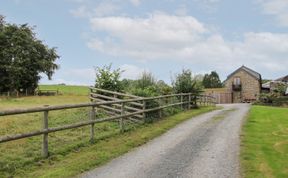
[0,89,216,158]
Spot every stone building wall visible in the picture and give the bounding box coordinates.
[225,70,261,102]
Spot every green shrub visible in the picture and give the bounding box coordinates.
[257,93,288,106]
[94,64,124,92]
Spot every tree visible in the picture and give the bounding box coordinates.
[202,71,223,88]
[172,69,203,94]
[94,64,123,92]
[0,16,59,93]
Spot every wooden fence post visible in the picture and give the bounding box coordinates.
[90,106,96,143]
[158,98,162,118]
[181,94,183,110]
[143,100,146,120]
[42,107,49,158]
[120,102,125,132]
[188,94,191,109]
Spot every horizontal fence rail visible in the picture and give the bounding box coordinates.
[0,89,216,158]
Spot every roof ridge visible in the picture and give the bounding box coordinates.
[225,65,261,82]
[241,65,260,76]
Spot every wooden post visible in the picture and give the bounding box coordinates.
[89,88,94,102]
[143,100,146,120]
[42,107,49,158]
[188,94,191,109]
[181,94,183,110]
[120,102,125,132]
[90,106,96,143]
[158,98,162,118]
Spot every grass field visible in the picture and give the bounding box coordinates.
[39,85,90,95]
[241,105,288,178]
[0,85,216,177]
[0,87,91,178]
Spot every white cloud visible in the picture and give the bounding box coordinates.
[120,64,146,79]
[70,5,91,18]
[92,2,119,17]
[87,12,288,74]
[130,0,140,6]
[258,0,288,26]
[192,0,221,12]
[88,12,208,60]
[175,4,188,16]
[70,2,119,18]
[41,68,95,86]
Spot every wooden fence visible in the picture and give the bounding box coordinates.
[90,87,145,122]
[0,89,59,97]
[0,89,215,158]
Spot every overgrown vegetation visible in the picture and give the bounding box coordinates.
[241,105,288,178]
[257,84,288,106]
[94,66,207,122]
[94,64,219,97]
[0,15,59,94]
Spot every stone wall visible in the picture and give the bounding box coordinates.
[225,70,261,102]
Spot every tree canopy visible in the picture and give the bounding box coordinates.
[172,69,203,94]
[202,71,223,88]
[0,16,59,93]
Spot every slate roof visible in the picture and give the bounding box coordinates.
[226,65,261,81]
[275,75,288,82]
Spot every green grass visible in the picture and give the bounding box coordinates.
[0,85,216,177]
[39,85,89,95]
[241,105,288,178]
[0,101,215,177]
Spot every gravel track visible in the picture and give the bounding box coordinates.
[81,104,250,178]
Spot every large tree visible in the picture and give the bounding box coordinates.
[202,71,223,88]
[0,16,59,93]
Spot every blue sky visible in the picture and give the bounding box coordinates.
[1,0,288,85]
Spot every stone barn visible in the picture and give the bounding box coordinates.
[224,66,262,103]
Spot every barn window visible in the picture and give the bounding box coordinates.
[233,77,241,85]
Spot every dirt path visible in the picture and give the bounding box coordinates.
[81,104,250,178]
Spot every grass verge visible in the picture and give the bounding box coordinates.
[241,105,288,178]
[11,106,216,178]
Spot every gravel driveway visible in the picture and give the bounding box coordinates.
[81,104,250,178]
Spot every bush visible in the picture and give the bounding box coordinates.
[94,64,123,92]
[172,69,203,94]
[257,93,288,107]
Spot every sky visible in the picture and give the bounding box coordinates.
[1,0,288,85]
